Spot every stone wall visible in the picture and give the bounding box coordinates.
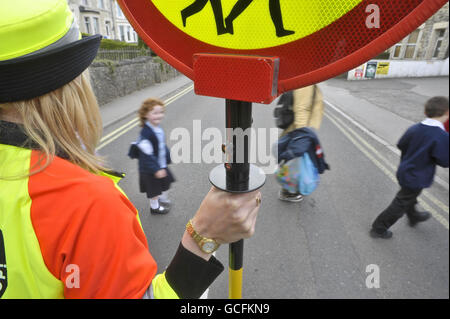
[88,56,179,106]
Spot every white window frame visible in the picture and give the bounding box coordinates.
[116,2,125,18]
[390,27,424,60]
[93,17,100,35]
[84,16,91,34]
[126,25,132,42]
[432,27,448,59]
[105,20,111,38]
[119,25,126,42]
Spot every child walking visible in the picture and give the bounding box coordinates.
[137,98,175,214]
[370,96,449,239]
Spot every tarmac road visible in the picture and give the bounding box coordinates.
[97,75,449,299]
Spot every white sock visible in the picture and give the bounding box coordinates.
[150,199,159,209]
[160,191,170,203]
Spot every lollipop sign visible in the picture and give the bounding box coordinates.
[118,0,447,96]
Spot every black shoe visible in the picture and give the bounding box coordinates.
[278,190,304,203]
[159,200,172,210]
[370,228,393,239]
[408,211,431,227]
[151,206,169,215]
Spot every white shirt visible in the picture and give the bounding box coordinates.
[421,118,446,131]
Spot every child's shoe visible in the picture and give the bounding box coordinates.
[370,228,393,239]
[407,211,431,227]
[159,199,172,209]
[151,205,169,215]
[278,189,303,202]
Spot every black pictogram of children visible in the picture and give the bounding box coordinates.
[181,0,295,37]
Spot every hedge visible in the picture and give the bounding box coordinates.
[82,33,139,50]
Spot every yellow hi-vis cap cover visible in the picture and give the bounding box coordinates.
[0,0,73,61]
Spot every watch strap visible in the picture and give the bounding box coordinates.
[186,219,219,252]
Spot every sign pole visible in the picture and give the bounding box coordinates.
[225,99,252,299]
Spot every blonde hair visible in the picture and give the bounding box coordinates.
[0,70,107,177]
[138,98,165,127]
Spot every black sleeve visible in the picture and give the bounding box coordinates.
[165,243,224,299]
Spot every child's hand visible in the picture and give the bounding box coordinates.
[155,169,167,179]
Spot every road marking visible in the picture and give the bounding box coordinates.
[325,109,449,216]
[100,118,139,144]
[324,111,449,230]
[324,99,449,191]
[96,85,194,151]
[97,121,140,151]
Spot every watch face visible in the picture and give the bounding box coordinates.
[202,241,217,253]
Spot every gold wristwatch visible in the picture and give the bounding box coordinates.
[186,219,220,254]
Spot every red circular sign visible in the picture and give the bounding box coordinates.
[118,0,447,94]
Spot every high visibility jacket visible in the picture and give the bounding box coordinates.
[0,121,223,299]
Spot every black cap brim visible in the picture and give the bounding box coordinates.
[0,34,102,103]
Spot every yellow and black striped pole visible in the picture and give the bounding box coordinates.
[209,99,265,299]
[229,239,244,298]
[225,99,251,299]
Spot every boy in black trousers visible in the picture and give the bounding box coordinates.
[370,96,449,239]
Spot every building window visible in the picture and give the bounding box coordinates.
[84,16,91,34]
[105,21,111,38]
[119,25,125,41]
[98,0,105,9]
[116,2,125,18]
[127,26,132,42]
[392,44,402,58]
[82,0,88,6]
[391,28,422,59]
[93,17,100,34]
[432,29,446,59]
[404,29,420,59]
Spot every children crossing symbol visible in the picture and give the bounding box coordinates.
[181,0,294,37]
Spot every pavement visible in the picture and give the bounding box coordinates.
[100,75,193,129]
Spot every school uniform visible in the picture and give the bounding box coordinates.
[372,119,449,234]
[137,121,175,199]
